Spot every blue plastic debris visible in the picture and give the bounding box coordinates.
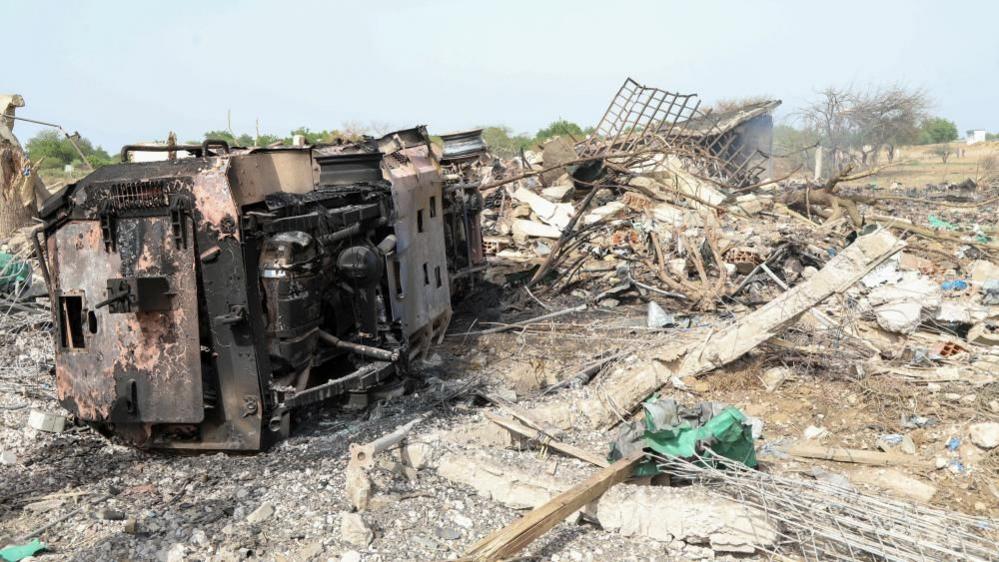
[941,280,968,291]
[878,434,904,446]
[947,436,961,451]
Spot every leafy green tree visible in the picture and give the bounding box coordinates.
[25,130,112,169]
[203,130,239,146]
[287,127,336,145]
[205,130,285,147]
[918,117,958,145]
[480,126,533,158]
[534,119,587,143]
[255,134,283,146]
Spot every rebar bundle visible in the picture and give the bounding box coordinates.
[655,451,998,561]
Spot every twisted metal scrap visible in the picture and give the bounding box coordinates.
[579,77,775,188]
[655,451,998,561]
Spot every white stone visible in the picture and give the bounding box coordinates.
[646,301,673,329]
[936,301,971,324]
[340,551,362,562]
[436,453,561,510]
[667,258,687,278]
[511,219,561,242]
[651,202,700,227]
[594,484,777,552]
[341,512,374,547]
[969,422,999,449]
[803,425,828,440]
[874,301,922,334]
[189,529,208,546]
[868,274,940,308]
[294,541,324,561]
[761,367,790,392]
[246,501,275,524]
[27,410,66,433]
[849,468,937,503]
[0,450,16,465]
[583,202,626,225]
[512,187,573,228]
[165,543,188,562]
[451,512,474,529]
[541,184,574,202]
[861,256,902,288]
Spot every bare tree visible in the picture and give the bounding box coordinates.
[849,85,929,164]
[932,144,952,163]
[797,85,931,174]
[796,87,854,174]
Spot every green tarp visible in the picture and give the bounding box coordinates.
[0,539,45,562]
[928,215,958,231]
[609,397,757,476]
[0,252,31,294]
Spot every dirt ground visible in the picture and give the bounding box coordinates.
[2,293,997,561]
[774,140,999,189]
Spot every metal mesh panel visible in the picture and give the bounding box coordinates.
[580,78,702,157]
[580,78,775,187]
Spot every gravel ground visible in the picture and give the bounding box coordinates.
[0,317,680,562]
[4,299,995,561]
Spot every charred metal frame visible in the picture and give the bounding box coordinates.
[39,127,474,451]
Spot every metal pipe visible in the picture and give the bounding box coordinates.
[316,329,399,362]
[30,226,52,299]
[318,217,387,246]
[3,113,95,171]
[317,222,362,245]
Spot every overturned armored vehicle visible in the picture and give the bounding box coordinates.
[38,127,483,451]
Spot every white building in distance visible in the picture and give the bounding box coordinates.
[966,129,987,145]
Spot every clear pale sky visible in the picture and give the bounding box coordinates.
[4,0,997,151]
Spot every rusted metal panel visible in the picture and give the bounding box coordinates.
[380,140,452,338]
[226,149,317,206]
[53,216,203,423]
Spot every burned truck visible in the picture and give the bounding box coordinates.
[37,127,484,451]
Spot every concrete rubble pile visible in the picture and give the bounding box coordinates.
[1,80,998,561]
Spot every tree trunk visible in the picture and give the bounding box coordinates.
[0,144,38,239]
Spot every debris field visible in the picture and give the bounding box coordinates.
[1,79,998,561]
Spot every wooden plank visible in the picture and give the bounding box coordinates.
[786,443,933,469]
[483,411,609,468]
[463,450,644,561]
[478,392,563,438]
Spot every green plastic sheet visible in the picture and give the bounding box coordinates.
[609,397,757,476]
[0,539,46,562]
[0,252,31,294]
[928,215,957,231]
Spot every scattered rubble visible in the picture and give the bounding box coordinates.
[2,78,999,560]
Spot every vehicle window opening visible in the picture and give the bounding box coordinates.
[59,296,86,348]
